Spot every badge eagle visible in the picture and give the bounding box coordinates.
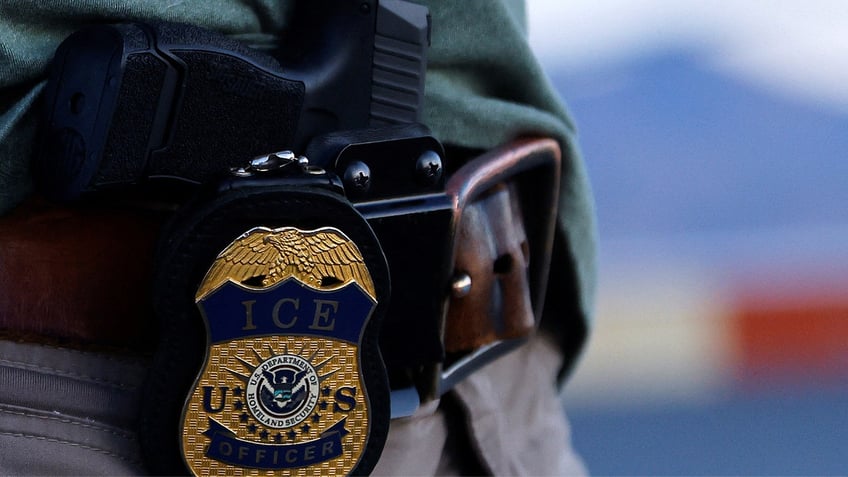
[196,227,375,300]
[181,226,378,476]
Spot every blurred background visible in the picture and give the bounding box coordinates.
[527,1,848,474]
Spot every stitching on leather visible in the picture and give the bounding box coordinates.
[0,431,142,466]
[0,406,135,440]
[0,358,137,390]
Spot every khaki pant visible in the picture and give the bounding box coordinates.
[0,335,585,475]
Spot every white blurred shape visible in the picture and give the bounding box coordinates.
[528,0,848,112]
[562,260,734,409]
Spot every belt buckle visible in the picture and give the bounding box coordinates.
[435,137,562,397]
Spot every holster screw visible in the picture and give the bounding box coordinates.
[416,150,443,186]
[344,161,371,193]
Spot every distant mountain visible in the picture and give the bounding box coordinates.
[547,52,848,239]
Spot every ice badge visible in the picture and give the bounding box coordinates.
[181,226,377,475]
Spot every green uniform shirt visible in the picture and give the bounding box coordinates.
[0,0,595,376]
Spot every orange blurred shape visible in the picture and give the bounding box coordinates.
[730,286,848,382]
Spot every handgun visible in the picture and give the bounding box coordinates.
[39,0,430,201]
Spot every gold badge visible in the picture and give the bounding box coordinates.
[181,226,378,475]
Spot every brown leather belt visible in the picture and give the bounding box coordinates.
[0,200,162,350]
[0,138,560,395]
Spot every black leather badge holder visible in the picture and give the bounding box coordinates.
[139,168,391,475]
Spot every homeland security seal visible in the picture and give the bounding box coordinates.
[180,226,379,476]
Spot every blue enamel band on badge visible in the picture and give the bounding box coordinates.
[204,418,350,469]
[198,279,375,344]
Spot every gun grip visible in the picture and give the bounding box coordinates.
[39,22,305,201]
